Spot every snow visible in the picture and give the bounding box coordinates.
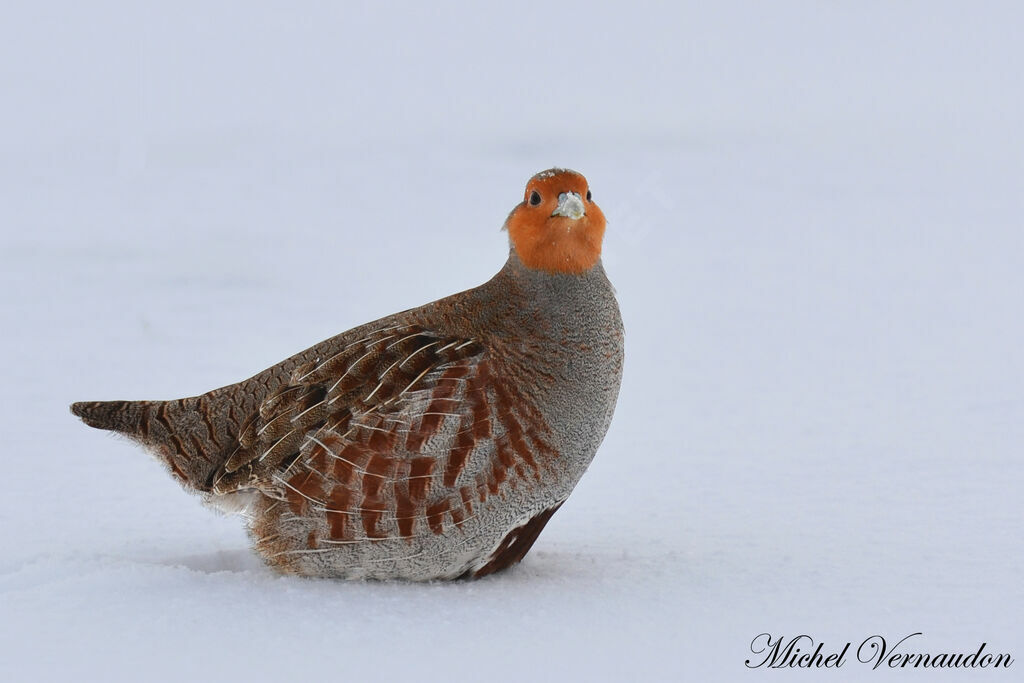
[1,2,1022,681]
[553,191,585,219]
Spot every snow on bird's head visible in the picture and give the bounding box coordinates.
[504,168,606,275]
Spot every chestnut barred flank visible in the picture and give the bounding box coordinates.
[71,168,624,581]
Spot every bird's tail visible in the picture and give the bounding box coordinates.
[70,396,232,492]
[70,400,145,434]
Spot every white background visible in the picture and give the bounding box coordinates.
[1,2,1021,681]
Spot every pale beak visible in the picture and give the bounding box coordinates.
[552,192,585,220]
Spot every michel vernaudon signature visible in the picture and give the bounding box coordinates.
[746,633,1013,670]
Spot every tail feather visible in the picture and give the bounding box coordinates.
[70,400,145,434]
[71,396,231,492]
[71,368,284,494]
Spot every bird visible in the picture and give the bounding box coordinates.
[71,168,624,580]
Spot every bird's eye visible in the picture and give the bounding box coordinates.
[586,189,592,201]
[529,191,542,206]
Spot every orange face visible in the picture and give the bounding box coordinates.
[505,168,606,275]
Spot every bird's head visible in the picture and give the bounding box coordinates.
[504,168,606,275]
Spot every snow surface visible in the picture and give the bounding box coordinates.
[1,2,1022,681]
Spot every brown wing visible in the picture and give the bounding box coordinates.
[208,322,533,540]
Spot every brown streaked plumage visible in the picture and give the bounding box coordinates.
[71,168,624,581]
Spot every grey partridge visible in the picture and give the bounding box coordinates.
[71,168,624,580]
